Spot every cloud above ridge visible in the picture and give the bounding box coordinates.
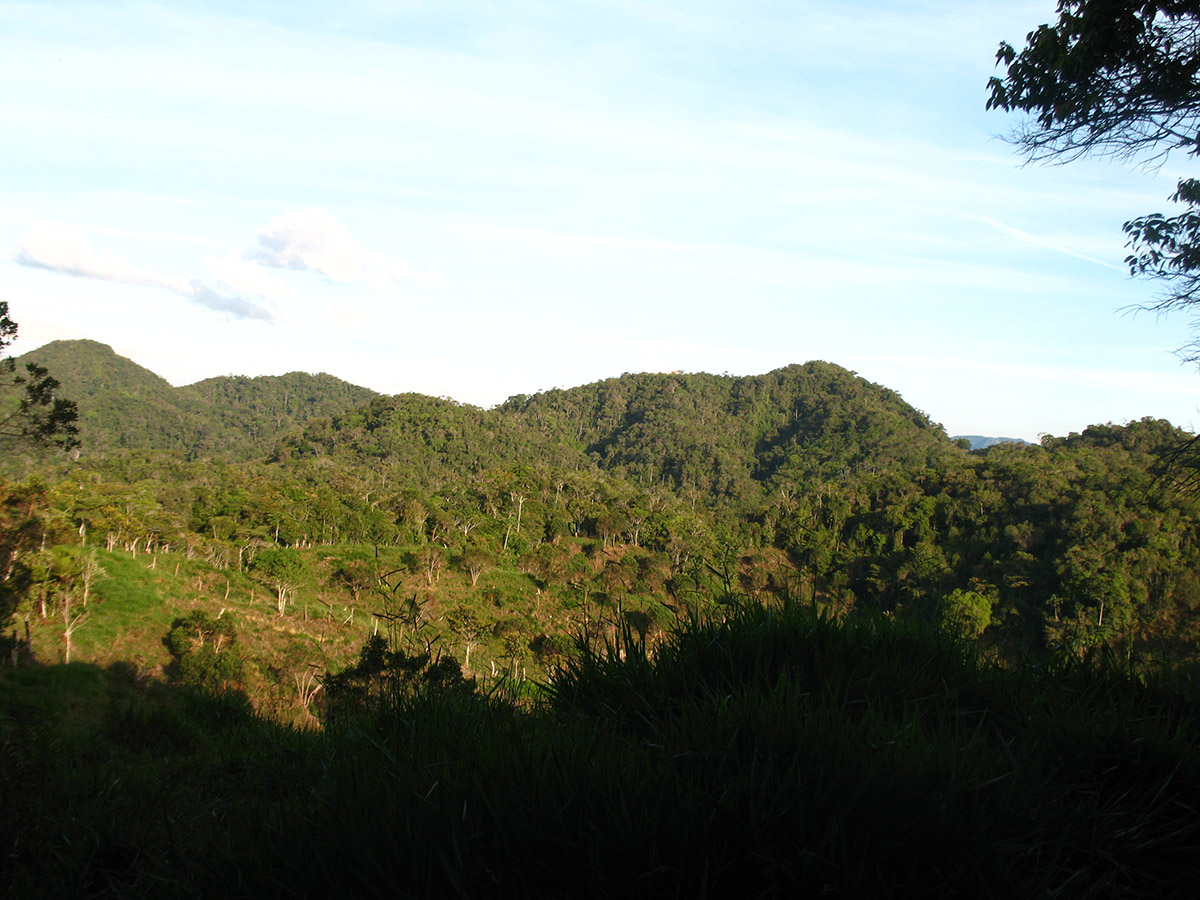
[12,210,437,326]
[247,207,440,291]
[14,223,276,321]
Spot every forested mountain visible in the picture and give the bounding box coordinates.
[269,362,957,504]
[6,343,1200,896]
[14,340,378,460]
[499,363,953,498]
[6,340,1198,674]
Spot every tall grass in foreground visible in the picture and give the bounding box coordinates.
[4,602,1200,897]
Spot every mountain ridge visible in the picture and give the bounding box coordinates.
[17,339,379,460]
[17,340,962,500]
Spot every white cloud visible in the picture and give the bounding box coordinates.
[14,222,188,292]
[204,250,295,304]
[13,223,275,322]
[971,216,1128,272]
[247,207,440,291]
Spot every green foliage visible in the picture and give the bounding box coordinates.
[0,479,50,642]
[8,345,1200,679]
[251,547,304,614]
[0,303,77,454]
[163,610,242,692]
[321,633,473,721]
[11,339,375,462]
[988,3,1200,363]
[937,587,993,641]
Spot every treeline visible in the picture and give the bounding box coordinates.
[5,341,1200,676]
[13,425,1200,669]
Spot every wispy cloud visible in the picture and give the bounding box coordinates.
[12,211,437,326]
[14,223,276,321]
[972,215,1128,272]
[247,208,440,291]
[204,250,295,304]
[15,222,188,292]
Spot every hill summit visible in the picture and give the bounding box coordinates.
[17,341,958,497]
[16,340,379,459]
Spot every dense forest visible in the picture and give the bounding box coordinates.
[6,340,1200,686]
[4,339,1200,896]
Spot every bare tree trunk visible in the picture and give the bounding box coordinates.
[60,595,88,664]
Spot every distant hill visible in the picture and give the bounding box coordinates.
[953,435,1030,451]
[274,362,961,500]
[16,340,378,460]
[499,363,957,497]
[272,392,594,490]
[187,371,380,448]
[15,342,962,495]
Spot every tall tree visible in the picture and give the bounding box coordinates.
[988,2,1200,485]
[988,3,1200,334]
[0,302,78,450]
[253,547,304,617]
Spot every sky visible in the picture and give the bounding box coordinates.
[3,0,1199,441]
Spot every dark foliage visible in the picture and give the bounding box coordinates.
[0,304,77,452]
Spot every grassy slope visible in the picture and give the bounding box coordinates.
[17,541,574,720]
[22,546,386,723]
[3,601,1198,898]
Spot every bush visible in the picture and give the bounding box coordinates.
[162,611,242,693]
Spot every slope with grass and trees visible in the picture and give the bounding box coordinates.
[3,338,1200,895]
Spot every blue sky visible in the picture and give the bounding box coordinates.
[3,0,1198,440]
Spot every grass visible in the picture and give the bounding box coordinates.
[3,600,1199,897]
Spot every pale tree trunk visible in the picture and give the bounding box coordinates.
[60,594,89,664]
[512,492,527,535]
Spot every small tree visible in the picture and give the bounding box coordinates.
[163,611,242,692]
[459,547,492,587]
[445,605,489,672]
[501,629,531,680]
[253,547,304,617]
[937,588,993,643]
[416,545,445,586]
[78,549,106,608]
[59,588,88,663]
[321,633,473,723]
[330,556,378,606]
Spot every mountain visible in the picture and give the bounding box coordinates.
[274,362,960,500]
[953,435,1030,451]
[272,392,594,490]
[15,340,378,460]
[16,343,961,496]
[500,363,957,496]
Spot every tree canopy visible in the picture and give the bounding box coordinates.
[0,303,78,451]
[988,1,1200,358]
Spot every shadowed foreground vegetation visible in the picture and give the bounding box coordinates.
[4,602,1199,898]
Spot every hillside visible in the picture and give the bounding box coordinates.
[6,341,1200,896]
[17,344,957,497]
[15,340,378,461]
[6,343,1200,682]
[500,363,954,497]
[271,363,959,502]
